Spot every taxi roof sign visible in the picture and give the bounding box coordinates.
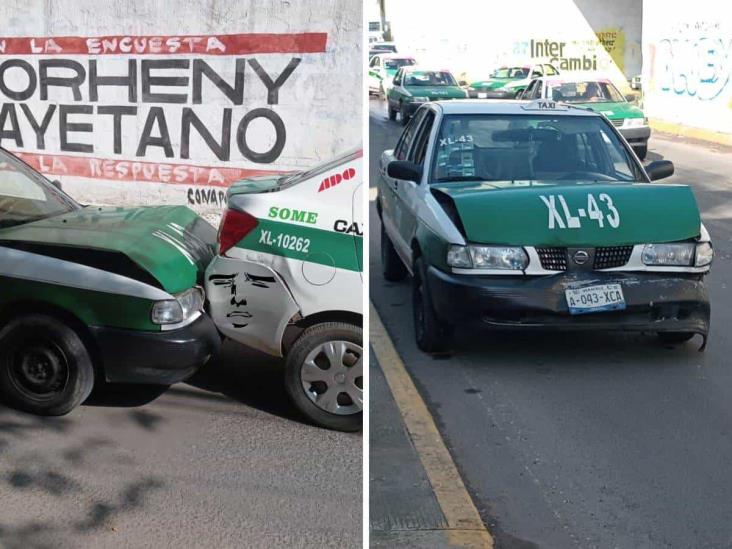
[520,100,569,111]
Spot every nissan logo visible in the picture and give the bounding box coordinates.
[573,250,590,265]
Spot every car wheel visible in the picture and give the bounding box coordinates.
[381,223,407,281]
[0,314,94,416]
[657,332,696,344]
[388,103,397,121]
[400,104,410,126]
[285,322,363,432]
[636,145,648,160]
[412,257,453,353]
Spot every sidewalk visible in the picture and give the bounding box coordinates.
[369,349,455,548]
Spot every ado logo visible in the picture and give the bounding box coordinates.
[318,166,356,192]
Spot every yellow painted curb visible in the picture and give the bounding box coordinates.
[650,119,732,147]
[370,302,494,549]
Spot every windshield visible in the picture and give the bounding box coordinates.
[549,80,625,103]
[278,149,361,189]
[490,67,529,79]
[404,71,457,86]
[384,58,415,70]
[431,114,643,183]
[0,149,79,229]
[371,44,396,53]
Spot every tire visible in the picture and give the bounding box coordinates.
[381,224,407,282]
[400,104,410,126]
[412,257,453,353]
[388,103,397,121]
[636,145,648,160]
[285,322,363,432]
[0,314,94,416]
[657,332,695,344]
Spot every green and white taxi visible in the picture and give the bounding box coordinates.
[206,150,363,431]
[0,148,220,415]
[377,100,712,353]
[467,64,560,99]
[523,76,651,159]
[368,53,417,97]
[387,66,468,126]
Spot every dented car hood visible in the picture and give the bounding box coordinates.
[432,180,701,247]
[0,206,216,294]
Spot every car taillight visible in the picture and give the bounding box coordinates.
[218,208,258,256]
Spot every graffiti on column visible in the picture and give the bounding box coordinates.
[655,28,732,101]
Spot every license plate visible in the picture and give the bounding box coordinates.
[478,92,488,98]
[565,284,625,315]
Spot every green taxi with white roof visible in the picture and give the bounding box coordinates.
[377,100,712,353]
[0,148,220,415]
[523,76,651,159]
[467,63,560,99]
[387,66,468,125]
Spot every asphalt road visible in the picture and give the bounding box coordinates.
[0,341,361,549]
[369,97,732,549]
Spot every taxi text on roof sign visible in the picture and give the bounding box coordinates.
[521,100,569,111]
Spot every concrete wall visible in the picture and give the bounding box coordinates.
[642,0,732,141]
[383,0,641,88]
[0,0,362,213]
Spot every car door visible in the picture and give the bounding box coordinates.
[379,108,424,262]
[388,69,404,108]
[396,108,436,254]
[352,180,364,281]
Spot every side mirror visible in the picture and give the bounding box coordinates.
[51,179,62,191]
[387,160,422,183]
[646,160,674,181]
[625,93,637,102]
[458,80,468,87]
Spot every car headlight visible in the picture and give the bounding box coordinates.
[624,117,647,127]
[641,243,695,266]
[151,287,204,325]
[695,242,714,267]
[447,244,528,270]
[411,96,429,102]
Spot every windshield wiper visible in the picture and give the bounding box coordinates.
[435,176,485,182]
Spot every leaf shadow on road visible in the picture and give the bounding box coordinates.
[0,404,166,549]
[184,339,307,425]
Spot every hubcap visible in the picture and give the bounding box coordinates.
[8,341,69,399]
[300,340,363,416]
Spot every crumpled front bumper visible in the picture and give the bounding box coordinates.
[427,267,710,341]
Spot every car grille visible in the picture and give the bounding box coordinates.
[593,246,634,269]
[536,247,567,271]
[611,118,624,127]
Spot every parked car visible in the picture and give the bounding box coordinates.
[377,100,712,353]
[521,76,651,159]
[368,53,417,97]
[467,63,559,99]
[387,66,468,125]
[206,150,363,432]
[369,41,398,55]
[0,148,220,415]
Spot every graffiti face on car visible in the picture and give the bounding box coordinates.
[208,272,276,328]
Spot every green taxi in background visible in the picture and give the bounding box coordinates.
[368,53,416,97]
[0,148,220,416]
[467,63,559,99]
[387,66,467,125]
[377,100,712,353]
[524,76,651,159]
